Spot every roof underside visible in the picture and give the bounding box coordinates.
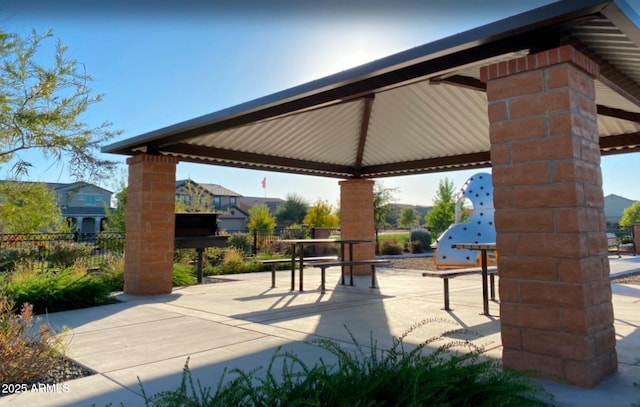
[103,0,640,179]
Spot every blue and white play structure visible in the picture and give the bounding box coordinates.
[432,173,496,269]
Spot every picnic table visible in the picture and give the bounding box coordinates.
[452,242,496,316]
[280,238,370,291]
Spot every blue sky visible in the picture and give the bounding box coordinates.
[2,0,639,206]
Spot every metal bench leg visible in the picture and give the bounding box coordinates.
[321,266,326,293]
[349,266,354,286]
[443,278,450,310]
[271,265,276,288]
[490,274,496,300]
[370,265,377,288]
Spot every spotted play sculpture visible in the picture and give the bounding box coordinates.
[432,172,496,269]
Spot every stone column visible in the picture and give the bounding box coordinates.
[125,154,179,295]
[339,179,376,274]
[633,224,640,254]
[481,45,617,387]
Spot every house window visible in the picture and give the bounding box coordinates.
[214,196,221,209]
[78,194,102,206]
[177,194,191,205]
[230,197,236,205]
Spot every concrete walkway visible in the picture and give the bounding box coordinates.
[1,255,639,406]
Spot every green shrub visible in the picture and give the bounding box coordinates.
[377,232,410,246]
[380,239,403,255]
[46,242,93,269]
[280,224,309,240]
[620,235,634,245]
[411,240,424,253]
[0,293,65,385]
[207,248,266,275]
[173,263,196,286]
[174,248,197,265]
[410,228,432,247]
[95,255,125,292]
[0,245,41,273]
[142,322,552,406]
[227,233,253,255]
[6,267,115,314]
[0,241,94,272]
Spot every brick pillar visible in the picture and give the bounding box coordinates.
[633,225,640,254]
[339,179,376,274]
[125,154,179,295]
[481,45,617,388]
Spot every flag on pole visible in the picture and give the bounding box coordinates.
[261,177,266,189]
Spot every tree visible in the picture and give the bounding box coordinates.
[275,193,308,226]
[373,184,397,229]
[425,178,458,238]
[175,179,214,213]
[304,200,339,228]
[0,29,120,181]
[104,185,127,232]
[247,204,276,231]
[0,182,68,233]
[398,207,418,228]
[620,202,640,228]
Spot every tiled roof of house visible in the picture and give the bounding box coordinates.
[199,183,242,197]
[1,180,112,194]
[237,197,284,214]
[176,179,242,197]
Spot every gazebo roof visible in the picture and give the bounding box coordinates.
[103,0,640,179]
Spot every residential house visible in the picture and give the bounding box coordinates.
[174,180,288,232]
[175,179,249,231]
[604,194,637,229]
[237,196,284,218]
[49,182,113,233]
[0,180,113,233]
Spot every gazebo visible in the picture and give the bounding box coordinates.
[103,0,640,388]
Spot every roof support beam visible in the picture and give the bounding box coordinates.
[362,151,492,177]
[161,143,353,177]
[599,132,640,154]
[572,40,640,108]
[597,105,640,123]
[430,75,486,91]
[354,95,375,176]
[434,75,640,124]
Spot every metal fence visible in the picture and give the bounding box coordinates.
[608,227,634,243]
[0,228,342,270]
[0,231,125,272]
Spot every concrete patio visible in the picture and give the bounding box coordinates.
[1,255,639,406]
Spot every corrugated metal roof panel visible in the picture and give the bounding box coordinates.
[192,100,364,165]
[365,81,488,165]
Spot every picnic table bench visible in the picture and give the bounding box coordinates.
[422,266,498,311]
[257,256,338,288]
[304,259,391,293]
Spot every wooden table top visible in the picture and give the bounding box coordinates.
[280,238,371,244]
